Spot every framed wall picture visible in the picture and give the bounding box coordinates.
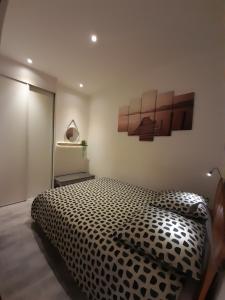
[139,90,157,141]
[172,92,195,131]
[117,90,195,142]
[128,98,141,136]
[154,91,174,136]
[118,106,129,132]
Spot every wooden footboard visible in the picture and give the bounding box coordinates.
[198,178,225,299]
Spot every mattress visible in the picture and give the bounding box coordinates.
[31,178,187,300]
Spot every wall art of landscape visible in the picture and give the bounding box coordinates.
[118,90,194,142]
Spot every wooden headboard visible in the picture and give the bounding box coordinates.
[198,178,225,299]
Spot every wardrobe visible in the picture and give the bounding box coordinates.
[0,75,54,206]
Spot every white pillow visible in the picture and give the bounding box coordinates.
[151,191,208,220]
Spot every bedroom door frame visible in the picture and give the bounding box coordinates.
[0,74,55,206]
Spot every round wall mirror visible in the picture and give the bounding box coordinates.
[65,120,80,142]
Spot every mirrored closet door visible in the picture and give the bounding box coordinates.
[0,76,54,207]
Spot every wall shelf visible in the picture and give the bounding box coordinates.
[57,142,83,147]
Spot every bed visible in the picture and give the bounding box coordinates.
[31,177,213,300]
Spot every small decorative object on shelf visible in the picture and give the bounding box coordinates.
[81,140,87,146]
[81,140,88,157]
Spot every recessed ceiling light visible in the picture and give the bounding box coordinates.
[27,58,33,64]
[79,83,84,88]
[91,34,98,43]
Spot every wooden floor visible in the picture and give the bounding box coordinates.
[0,199,87,300]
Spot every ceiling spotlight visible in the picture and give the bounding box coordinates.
[91,34,98,43]
[27,58,33,64]
[79,83,84,88]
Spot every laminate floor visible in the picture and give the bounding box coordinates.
[0,199,87,300]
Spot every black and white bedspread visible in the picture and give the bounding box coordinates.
[31,178,204,300]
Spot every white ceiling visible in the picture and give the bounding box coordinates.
[0,0,222,95]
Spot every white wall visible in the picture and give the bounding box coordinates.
[0,54,57,92]
[54,84,90,175]
[55,84,90,143]
[0,75,55,204]
[0,55,91,179]
[88,27,225,202]
[0,0,8,44]
[0,76,28,206]
[27,86,54,198]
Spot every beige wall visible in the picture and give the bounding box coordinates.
[0,76,28,206]
[0,0,8,44]
[54,84,90,175]
[27,87,54,198]
[0,76,54,204]
[55,84,90,143]
[0,56,91,178]
[0,56,57,202]
[0,54,57,92]
[88,46,225,202]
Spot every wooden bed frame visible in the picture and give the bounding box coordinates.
[198,178,225,299]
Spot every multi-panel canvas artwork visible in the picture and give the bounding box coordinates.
[139,90,157,141]
[154,91,174,137]
[118,90,194,141]
[172,92,194,131]
[118,106,129,132]
[128,98,142,136]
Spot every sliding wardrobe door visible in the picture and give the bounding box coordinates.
[0,76,28,206]
[27,86,54,199]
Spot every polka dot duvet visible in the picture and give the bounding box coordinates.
[31,178,206,300]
